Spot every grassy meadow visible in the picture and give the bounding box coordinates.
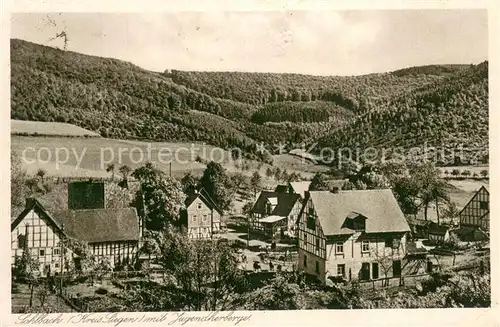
[11,119,100,137]
[11,135,327,181]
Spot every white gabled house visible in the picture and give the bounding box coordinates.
[179,188,223,239]
[297,189,411,284]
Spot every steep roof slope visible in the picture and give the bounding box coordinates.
[51,208,140,243]
[309,189,410,235]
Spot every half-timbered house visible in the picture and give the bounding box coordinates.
[458,185,489,238]
[51,207,140,268]
[297,189,411,284]
[11,198,140,275]
[179,189,223,239]
[249,191,302,238]
[11,198,70,276]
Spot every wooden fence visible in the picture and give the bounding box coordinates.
[358,259,487,292]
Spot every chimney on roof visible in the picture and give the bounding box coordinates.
[68,180,105,210]
[331,187,340,194]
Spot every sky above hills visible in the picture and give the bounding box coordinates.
[11,10,488,76]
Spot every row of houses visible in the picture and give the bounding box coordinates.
[11,176,489,285]
[248,180,490,284]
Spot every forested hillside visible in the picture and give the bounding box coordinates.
[166,68,452,109]
[314,62,489,161]
[11,39,488,164]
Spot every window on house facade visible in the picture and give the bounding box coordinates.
[479,201,488,210]
[393,238,401,249]
[198,203,202,209]
[39,249,45,256]
[203,215,208,222]
[55,263,59,268]
[335,242,344,254]
[53,248,60,255]
[303,255,307,268]
[307,216,315,230]
[361,241,370,253]
[315,261,320,274]
[17,234,26,248]
[315,238,320,252]
[385,237,393,248]
[308,207,314,216]
[192,215,197,222]
[337,264,345,276]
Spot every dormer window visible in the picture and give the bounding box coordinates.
[342,212,367,231]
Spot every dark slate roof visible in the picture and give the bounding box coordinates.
[184,188,223,214]
[251,191,301,217]
[274,185,288,193]
[51,208,140,243]
[427,223,449,236]
[308,189,410,236]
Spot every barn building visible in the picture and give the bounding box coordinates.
[11,181,141,275]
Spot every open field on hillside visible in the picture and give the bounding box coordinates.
[11,136,224,178]
[11,136,325,181]
[11,120,100,137]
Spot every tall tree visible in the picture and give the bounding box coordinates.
[133,162,186,231]
[106,163,116,181]
[250,171,262,197]
[198,161,231,211]
[410,163,450,221]
[11,151,29,208]
[309,172,329,191]
[158,228,245,311]
[119,164,132,182]
[36,168,47,183]
[180,172,198,195]
[392,176,420,217]
[265,167,274,179]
